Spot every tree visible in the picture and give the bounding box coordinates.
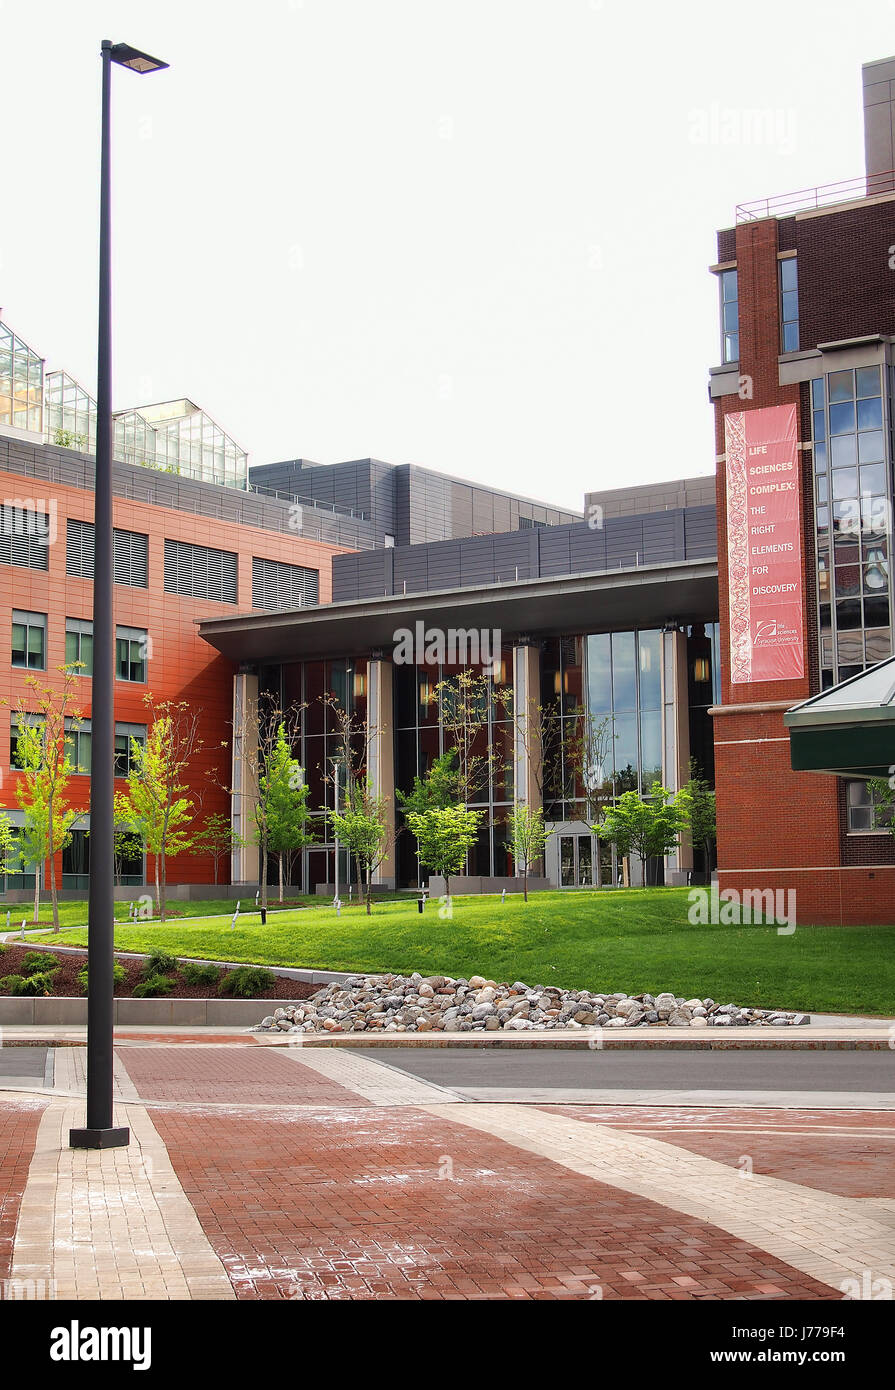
[192,811,245,886]
[13,667,83,931]
[113,792,144,887]
[405,805,484,903]
[0,812,18,882]
[594,782,689,887]
[123,697,201,922]
[677,761,717,883]
[508,804,553,901]
[225,691,304,910]
[562,709,615,819]
[328,785,391,914]
[320,688,387,898]
[867,777,895,840]
[436,669,497,805]
[261,723,315,902]
[396,749,461,815]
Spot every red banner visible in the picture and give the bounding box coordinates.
[725,404,804,684]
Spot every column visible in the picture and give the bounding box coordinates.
[662,627,692,880]
[367,656,396,887]
[230,668,259,885]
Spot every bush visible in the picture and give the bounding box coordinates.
[218,966,276,998]
[179,961,221,987]
[142,949,178,979]
[11,971,56,997]
[0,974,24,994]
[77,962,127,996]
[21,951,60,976]
[133,974,173,999]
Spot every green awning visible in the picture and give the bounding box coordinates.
[784,657,895,777]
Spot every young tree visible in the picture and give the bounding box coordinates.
[123,697,201,922]
[225,691,304,910]
[677,761,717,883]
[594,782,689,887]
[261,723,315,902]
[436,669,496,805]
[507,804,553,902]
[396,749,461,815]
[405,805,484,904]
[320,689,387,898]
[13,668,83,931]
[192,811,245,886]
[328,785,391,915]
[867,776,895,840]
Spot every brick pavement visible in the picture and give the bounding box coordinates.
[0,1100,46,1285]
[2,1040,893,1301]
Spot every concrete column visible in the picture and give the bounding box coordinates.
[231,669,259,885]
[367,658,396,887]
[662,628,692,878]
[512,642,542,811]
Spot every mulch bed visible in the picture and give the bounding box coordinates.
[0,943,320,1002]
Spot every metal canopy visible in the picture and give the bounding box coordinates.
[197,558,719,663]
[784,656,895,777]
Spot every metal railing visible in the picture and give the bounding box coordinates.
[248,482,367,520]
[736,170,895,222]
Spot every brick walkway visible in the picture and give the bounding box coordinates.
[2,1040,894,1301]
[0,1100,46,1284]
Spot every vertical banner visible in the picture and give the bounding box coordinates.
[725,403,804,684]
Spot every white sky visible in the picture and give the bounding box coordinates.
[2,0,892,511]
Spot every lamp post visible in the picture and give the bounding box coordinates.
[70,40,168,1151]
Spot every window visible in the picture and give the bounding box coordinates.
[519,515,547,529]
[0,504,50,570]
[10,713,43,768]
[65,618,94,675]
[116,626,147,683]
[720,268,739,362]
[64,717,91,774]
[846,780,890,832]
[384,534,396,547]
[12,611,46,669]
[252,556,319,610]
[114,723,146,777]
[164,538,238,602]
[780,256,799,352]
[66,519,149,586]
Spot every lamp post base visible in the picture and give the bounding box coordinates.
[69,1127,130,1150]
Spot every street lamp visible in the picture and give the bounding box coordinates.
[70,40,168,1152]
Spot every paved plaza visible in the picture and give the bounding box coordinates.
[1,1034,894,1301]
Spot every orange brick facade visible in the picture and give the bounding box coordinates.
[712,214,895,925]
[0,467,348,890]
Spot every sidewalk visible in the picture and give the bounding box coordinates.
[2,1038,894,1300]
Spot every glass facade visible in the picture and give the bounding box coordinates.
[779,256,799,352]
[720,269,739,363]
[811,369,893,684]
[45,370,96,452]
[0,322,43,432]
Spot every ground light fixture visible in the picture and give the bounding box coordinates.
[70,40,168,1152]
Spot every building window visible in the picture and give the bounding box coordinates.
[812,369,892,682]
[65,520,149,586]
[0,504,50,570]
[720,268,739,363]
[0,321,44,432]
[780,256,799,352]
[64,717,92,774]
[12,611,46,669]
[114,723,146,777]
[10,714,43,768]
[164,538,238,603]
[846,779,889,832]
[252,556,319,611]
[116,627,147,683]
[65,618,94,675]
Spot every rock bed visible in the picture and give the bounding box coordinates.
[253,972,811,1034]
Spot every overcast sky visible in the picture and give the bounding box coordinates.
[2,1,892,510]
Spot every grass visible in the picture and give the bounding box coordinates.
[0,895,324,936]
[28,886,895,1016]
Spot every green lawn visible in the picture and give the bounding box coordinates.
[26,887,895,1016]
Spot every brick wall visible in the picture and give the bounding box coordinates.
[0,468,350,886]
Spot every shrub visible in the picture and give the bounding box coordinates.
[11,971,56,996]
[77,962,127,996]
[133,974,173,999]
[21,951,60,976]
[218,966,276,998]
[0,974,24,994]
[179,961,221,987]
[142,950,178,979]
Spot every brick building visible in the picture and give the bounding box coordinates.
[706,57,895,924]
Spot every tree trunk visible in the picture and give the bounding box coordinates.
[278,854,284,904]
[365,863,372,915]
[260,832,269,910]
[213,855,219,886]
[159,851,167,923]
[49,842,60,933]
[33,861,40,924]
[523,866,528,903]
[154,858,161,915]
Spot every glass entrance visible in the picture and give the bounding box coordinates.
[558,833,608,888]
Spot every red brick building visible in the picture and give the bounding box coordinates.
[707,58,895,924]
